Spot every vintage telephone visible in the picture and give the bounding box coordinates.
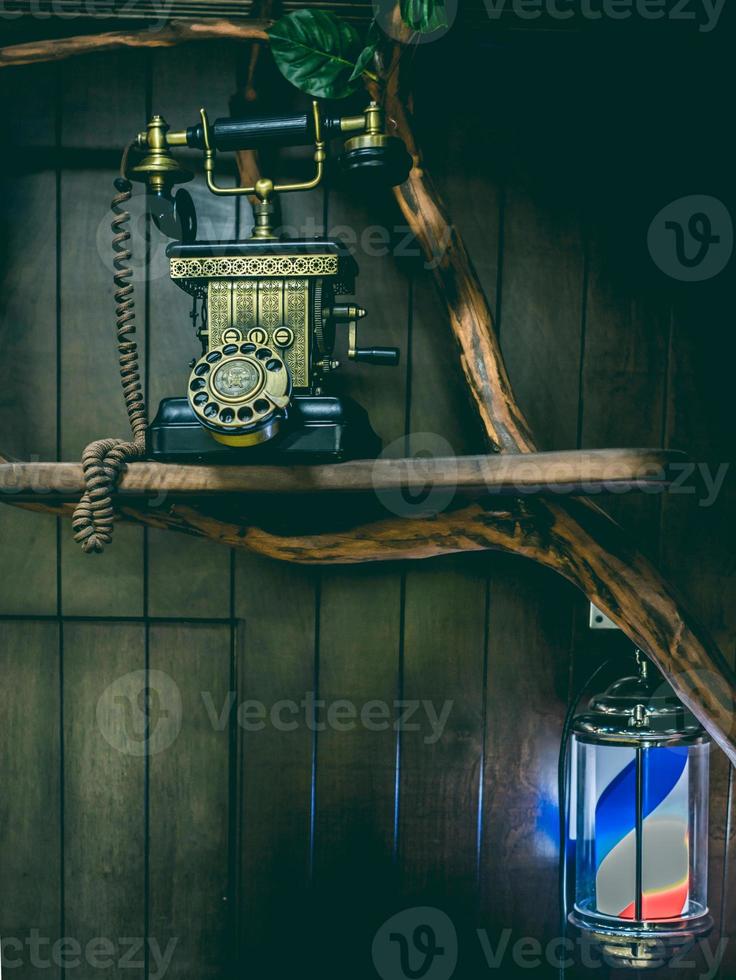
[72,97,412,551]
[136,99,410,460]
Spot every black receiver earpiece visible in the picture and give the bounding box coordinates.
[339,135,413,190]
[148,188,197,243]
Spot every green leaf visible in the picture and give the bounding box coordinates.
[349,21,381,82]
[399,0,448,33]
[268,10,363,100]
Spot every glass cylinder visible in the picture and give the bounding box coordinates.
[569,662,711,969]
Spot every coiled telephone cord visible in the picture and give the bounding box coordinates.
[72,145,148,553]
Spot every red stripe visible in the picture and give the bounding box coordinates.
[619,881,689,920]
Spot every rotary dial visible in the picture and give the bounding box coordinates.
[188,341,291,446]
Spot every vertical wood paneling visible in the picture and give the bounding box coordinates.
[0,620,61,980]
[580,226,671,556]
[310,179,409,974]
[148,622,232,979]
[482,563,575,945]
[501,179,584,452]
[326,191,409,448]
[4,61,56,145]
[145,43,239,619]
[60,52,145,147]
[0,63,58,614]
[62,621,145,978]
[478,163,585,967]
[314,565,401,977]
[399,557,487,902]
[58,53,147,615]
[395,116,492,974]
[234,554,317,974]
[661,284,735,979]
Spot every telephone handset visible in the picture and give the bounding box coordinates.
[72,98,412,552]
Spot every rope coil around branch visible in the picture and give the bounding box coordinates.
[72,151,148,553]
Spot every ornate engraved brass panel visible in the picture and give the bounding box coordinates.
[170,254,338,279]
[205,278,310,387]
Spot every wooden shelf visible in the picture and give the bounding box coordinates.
[0,448,685,501]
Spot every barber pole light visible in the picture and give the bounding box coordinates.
[569,653,711,968]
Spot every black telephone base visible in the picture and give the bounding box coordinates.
[148,395,382,463]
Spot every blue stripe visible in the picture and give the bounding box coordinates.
[594,747,688,871]
[595,757,637,870]
[642,745,688,820]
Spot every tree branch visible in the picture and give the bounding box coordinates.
[0,19,270,69]
[375,41,736,762]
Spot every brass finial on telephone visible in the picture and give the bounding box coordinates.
[130,114,193,191]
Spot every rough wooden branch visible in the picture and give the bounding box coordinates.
[375,43,736,762]
[371,46,535,454]
[0,19,270,69]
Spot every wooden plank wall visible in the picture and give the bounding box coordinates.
[0,27,733,980]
